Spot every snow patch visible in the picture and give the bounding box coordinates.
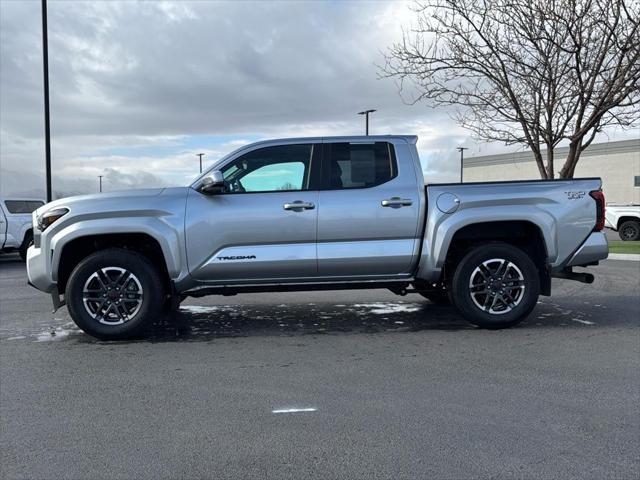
[36,327,74,342]
[572,318,595,325]
[353,303,422,315]
[180,305,221,314]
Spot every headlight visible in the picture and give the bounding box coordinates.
[37,207,69,231]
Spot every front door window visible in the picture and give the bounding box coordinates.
[221,144,313,193]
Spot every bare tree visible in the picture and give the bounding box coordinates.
[381,0,640,178]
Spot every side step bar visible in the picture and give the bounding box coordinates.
[183,278,414,297]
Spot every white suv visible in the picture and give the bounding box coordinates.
[0,198,45,261]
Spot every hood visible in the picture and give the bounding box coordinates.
[34,187,190,221]
[41,188,165,210]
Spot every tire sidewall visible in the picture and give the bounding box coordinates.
[619,221,640,241]
[451,243,540,329]
[66,249,164,340]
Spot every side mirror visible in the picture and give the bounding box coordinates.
[200,171,225,195]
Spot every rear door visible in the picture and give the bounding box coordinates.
[185,143,321,282]
[316,140,421,277]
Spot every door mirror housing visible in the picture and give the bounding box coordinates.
[199,171,225,194]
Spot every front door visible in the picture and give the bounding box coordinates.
[185,143,321,283]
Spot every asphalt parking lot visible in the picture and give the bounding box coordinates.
[1,253,639,480]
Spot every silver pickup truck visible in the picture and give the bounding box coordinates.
[27,135,608,339]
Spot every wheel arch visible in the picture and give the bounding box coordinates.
[56,232,171,294]
[617,216,640,229]
[21,227,33,246]
[416,219,551,295]
[444,221,550,295]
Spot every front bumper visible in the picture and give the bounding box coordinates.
[565,232,609,267]
[26,244,56,293]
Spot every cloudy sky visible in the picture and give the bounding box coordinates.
[0,0,634,198]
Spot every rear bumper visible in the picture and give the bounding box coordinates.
[565,232,608,267]
[26,245,56,293]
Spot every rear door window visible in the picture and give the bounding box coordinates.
[323,142,397,189]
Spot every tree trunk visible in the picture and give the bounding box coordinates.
[532,148,548,179]
[545,144,555,179]
[559,141,581,178]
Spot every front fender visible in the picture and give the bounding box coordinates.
[49,216,184,281]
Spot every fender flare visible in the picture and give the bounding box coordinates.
[416,207,555,282]
[49,216,183,282]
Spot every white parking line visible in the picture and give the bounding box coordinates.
[272,407,317,414]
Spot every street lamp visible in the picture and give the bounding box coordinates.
[197,153,205,173]
[98,175,103,193]
[41,0,52,202]
[457,147,468,183]
[357,109,376,136]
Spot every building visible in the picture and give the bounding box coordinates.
[463,139,640,204]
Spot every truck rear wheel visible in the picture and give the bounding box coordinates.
[619,220,640,241]
[450,243,539,329]
[66,248,165,340]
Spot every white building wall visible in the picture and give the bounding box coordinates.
[463,140,640,204]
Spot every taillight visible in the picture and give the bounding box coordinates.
[589,190,605,231]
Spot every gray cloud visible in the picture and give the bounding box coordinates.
[2,1,633,199]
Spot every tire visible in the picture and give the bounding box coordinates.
[618,220,640,241]
[19,231,33,262]
[450,242,540,329]
[66,248,165,340]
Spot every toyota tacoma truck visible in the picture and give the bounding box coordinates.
[26,136,608,339]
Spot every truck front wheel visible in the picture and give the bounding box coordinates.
[66,248,165,340]
[451,243,539,329]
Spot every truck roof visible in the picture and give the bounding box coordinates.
[242,135,418,148]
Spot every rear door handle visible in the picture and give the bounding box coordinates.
[381,197,413,208]
[283,201,315,211]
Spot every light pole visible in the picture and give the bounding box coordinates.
[357,109,376,136]
[197,153,204,173]
[457,147,468,183]
[98,175,103,193]
[41,0,52,202]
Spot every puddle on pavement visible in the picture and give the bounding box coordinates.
[0,297,603,344]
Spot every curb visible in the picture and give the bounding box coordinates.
[607,253,640,262]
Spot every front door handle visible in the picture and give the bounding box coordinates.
[283,201,315,211]
[381,197,413,208]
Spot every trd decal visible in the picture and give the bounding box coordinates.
[216,255,257,261]
[565,191,586,199]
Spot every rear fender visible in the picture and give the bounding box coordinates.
[416,208,554,282]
